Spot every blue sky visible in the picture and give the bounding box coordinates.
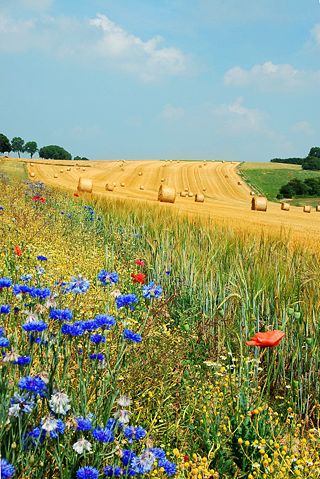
[1,0,320,161]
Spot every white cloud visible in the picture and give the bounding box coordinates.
[213,97,265,132]
[89,14,187,81]
[311,24,320,46]
[224,61,320,91]
[161,104,185,120]
[292,121,314,135]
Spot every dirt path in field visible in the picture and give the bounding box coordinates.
[23,159,320,242]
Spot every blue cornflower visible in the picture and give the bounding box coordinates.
[13,356,31,366]
[26,427,46,446]
[92,427,114,443]
[90,334,106,344]
[0,206,4,211]
[0,305,10,314]
[123,426,146,442]
[9,393,35,416]
[0,278,12,289]
[121,449,137,466]
[76,416,93,431]
[20,274,33,282]
[123,329,142,343]
[106,418,118,430]
[65,275,90,294]
[12,284,32,295]
[49,309,73,321]
[131,450,155,474]
[41,417,65,439]
[18,376,47,397]
[82,320,99,332]
[90,353,105,361]
[149,448,166,460]
[104,466,122,477]
[37,255,47,261]
[158,459,177,476]
[142,282,162,299]
[76,467,99,479]
[29,287,51,299]
[0,337,10,348]
[61,322,84,336]
[165,270,171,275]
[94,315,116,329]
[28,335,49,346]
[0,459,15,479]
[0,327,5,336]
[35,267,45,276]
[98,270,119,286]
[116,294,138,310]
[22,321,48,332]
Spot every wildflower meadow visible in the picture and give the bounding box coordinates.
[0,167,320,478]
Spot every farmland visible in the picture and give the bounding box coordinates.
[1,158,320,478]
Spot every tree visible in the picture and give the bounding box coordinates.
[11,137,25,158]
[308,147,320,159]
[302,156,320,171]
[24,141,38,159]
[39,145,72,160]
[74,156,89,161]
[0,134,11,154]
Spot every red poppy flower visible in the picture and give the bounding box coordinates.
[14,246,22,257]
[183,456,189,463]
[32,195,46,203]
[73,192,79,197]
[246,330,285,348]
[131,273,146,284]
[135,259,145,267]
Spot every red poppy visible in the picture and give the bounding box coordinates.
[246,330,285,348]
[131,273,146,284]
[32,195,45,203]
[14,246,22,257]
[135,259,145,267]
[73,192,79,197]
[183,456,189,463]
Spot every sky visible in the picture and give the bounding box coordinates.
[1,0,320,161]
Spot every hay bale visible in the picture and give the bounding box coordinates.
[158,185,176,203]
[105,183,114,191]
[237,181,242,185]
[113,182,117,187]
[54,174,58,179]
[184,188,189,192]
[281,202,290,211]
[82,168,86,172]
[303,205,311,213]
[161,178,165,182]
[250,191,255,196]
[120,182,125,187]
[60,169,64,173]
[225,175,229,178]
[188,192,194,198]
[138,172,143,176]
[202,187,207,192]
[30,163,34,167]
[195,193,204,203]
[30,172,35,178]
[67,167,71,171]
[316,205,320,212]
[180,191,187,197]
[140,185,145,190]
[77,177,93,193]
[251,196,267,212]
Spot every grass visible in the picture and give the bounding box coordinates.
[0,157,27,180]
[1,171,320,478]
[239,162,320,201]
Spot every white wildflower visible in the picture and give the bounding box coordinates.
[49,391,71,415]
[117,394,131,408]
[72,437,92,454]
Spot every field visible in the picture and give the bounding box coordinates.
[239,162,320,204]
[1,159,320,478]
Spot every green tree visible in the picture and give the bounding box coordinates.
[308,147,320,159]
[24,141,38,159]
[39,145,72,160]
[11,137,25,158]
[0,134,11,154]
[302,156,320,171]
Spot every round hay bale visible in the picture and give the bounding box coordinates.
[184,188,189,192]
[195,193,204,203]
[161,178,165,182]
[67,167,71,171]
[54,174,58,179]
[225,175,229,179]
[120,182,125,187]
[158,185,176,203]
[250,191,255,196]
[139,185,145,190]
[60,169,64,173]
[105,183,114,191]
[281,202,290,211]
[237,181,242,185]
[180,191,187,197]
[78,177,93,193]
[30,172,35,178]
[188,192,194,198]
[303,205,311,213]
[251,196,267,212]
[82,168,86,172]
[316,205,320,212]
[30,163,34,167]
[113,182,117,187]
[202,187,207,192]
[138,172,143,176]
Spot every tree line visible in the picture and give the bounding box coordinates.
[271,147,320,170]
[278,177,320,199]
[0,132,88,161]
